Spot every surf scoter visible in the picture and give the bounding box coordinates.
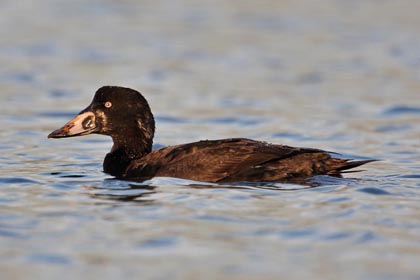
[48,86,374,183]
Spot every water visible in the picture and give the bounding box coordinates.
[1,0,420,279]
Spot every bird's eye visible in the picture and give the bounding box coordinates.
[104,101,112,108]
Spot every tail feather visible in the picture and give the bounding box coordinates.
[328,159,377,175]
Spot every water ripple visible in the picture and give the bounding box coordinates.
[382,105,420,116]
[0,177,40,185]
[356,187,392,195]
[27,253,71,265]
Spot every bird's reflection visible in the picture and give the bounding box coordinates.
[80,174,355,203]
[83,179,157,203]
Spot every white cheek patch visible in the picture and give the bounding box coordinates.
[137,120,143,130]
[96,110,108,131]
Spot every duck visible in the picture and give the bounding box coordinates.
[48,86,374,183]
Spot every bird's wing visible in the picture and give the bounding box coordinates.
[126,138,323,182]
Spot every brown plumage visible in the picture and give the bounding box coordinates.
[48,86,374,183]
[125,138,373,182]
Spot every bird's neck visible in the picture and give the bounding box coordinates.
[103,132,153,178]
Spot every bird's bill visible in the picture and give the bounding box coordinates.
[48,111,97,138]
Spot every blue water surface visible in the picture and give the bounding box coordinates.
[1,1,420,279]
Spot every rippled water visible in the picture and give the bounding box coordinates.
[1,0,420,279]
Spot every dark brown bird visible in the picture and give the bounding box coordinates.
[48,86,374,183]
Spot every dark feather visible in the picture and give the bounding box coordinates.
[124,138,375,182]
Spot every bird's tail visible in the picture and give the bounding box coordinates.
[327,159,377,175]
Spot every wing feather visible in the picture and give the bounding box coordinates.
[126,138,323,182]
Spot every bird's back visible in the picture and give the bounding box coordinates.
[124,138,372,182]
